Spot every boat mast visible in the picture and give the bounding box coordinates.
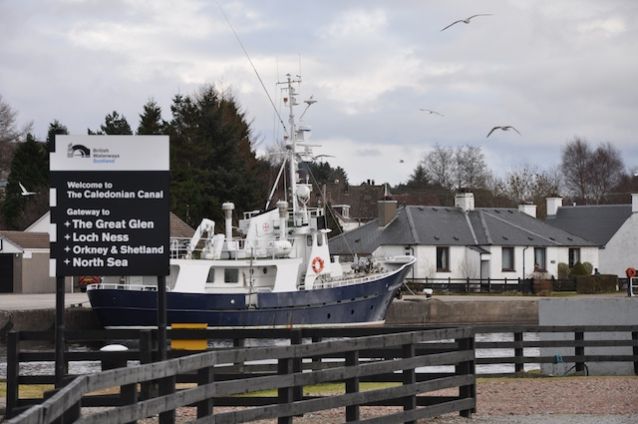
[281,73,301,223]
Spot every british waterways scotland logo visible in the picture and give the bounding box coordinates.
[67,143,91,158]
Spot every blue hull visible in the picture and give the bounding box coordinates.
[88,267,411,328]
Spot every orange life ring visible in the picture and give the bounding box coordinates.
[626,267,636,278]
[311,256,325,274]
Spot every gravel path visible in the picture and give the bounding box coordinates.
[134,376,638,423]
[4,376,635,423]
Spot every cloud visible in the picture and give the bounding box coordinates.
[320,8,388,39]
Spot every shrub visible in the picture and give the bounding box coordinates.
[557,262,569,279]
[582,262,593,275]
[576,275,617,294]
[569,262,588,277]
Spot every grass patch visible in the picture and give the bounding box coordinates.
[0,381,54,399]
[237,382,401,397]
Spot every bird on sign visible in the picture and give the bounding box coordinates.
[419,108,444,116]
[486,126,521,138]
[441,14,492,31]
[19,182,37,196]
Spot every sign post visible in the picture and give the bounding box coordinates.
[50,135,170,382]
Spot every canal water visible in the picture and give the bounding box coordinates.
[0,332,540,380]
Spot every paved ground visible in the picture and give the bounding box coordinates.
[0,293,89,311]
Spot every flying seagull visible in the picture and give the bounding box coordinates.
[441,14,492,31]
[420,108,444,117]
[19,182,37,196]
[486,125,521,138]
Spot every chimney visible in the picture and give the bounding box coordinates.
[378,199,398,227]
[455,192,474,213]
[546,197,563,217]
[632,193,638,213]
[518,203,537,218]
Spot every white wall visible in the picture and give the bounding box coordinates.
[376,243,599,280]
[539,298,637,375]
[600,214,638,276]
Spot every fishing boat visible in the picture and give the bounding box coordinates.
[86,75,415,328]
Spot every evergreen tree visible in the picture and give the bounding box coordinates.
[2,134,49,229]
[405,164,430,189]
[137,100,166,135]
[168,86,268,226]
[100,111,132,135]
[46,120,69,150]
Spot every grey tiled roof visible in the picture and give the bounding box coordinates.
[545,204,632,246]
[329,205,595,255]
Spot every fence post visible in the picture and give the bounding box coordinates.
[456,334,476,417]
[233,337,245,373]
[514,332,524,373]
[402,342,416,424]
[575,331,585,374]
[345,350,360,422]
[465,277,469,293]
[139,330,154,401]
[158,374,176,424]
[487,277,491,293]
[6,331,19,418]
[632,331,638,376]
[291,329,303,413]
[197,366,215,418]
[277,355,294,424]
[504,277,508,290]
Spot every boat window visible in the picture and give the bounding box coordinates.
[206,267,215,283]
[307,235,313,247]
[317,233,324,246]
[224,268,239,283]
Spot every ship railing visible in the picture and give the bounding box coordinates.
[169,236,248,259]
[314,270,393,289]
[86,283,157,291]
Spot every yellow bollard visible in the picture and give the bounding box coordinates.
[170,323,208,350]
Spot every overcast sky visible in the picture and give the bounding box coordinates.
[1,0,637,185]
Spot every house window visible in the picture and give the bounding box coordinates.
[534,248,546,272]
[436,247,449,272]
[568,248,581,268]
[502,247,515,271]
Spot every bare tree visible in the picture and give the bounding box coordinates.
[505,165,536,203]
[0,94,21,180]
[424,143,455,189]
[589,142,623,204]
[424,144,489,190]
[454,145,489,189]
[561,137,624,204]
[561,137,591,202]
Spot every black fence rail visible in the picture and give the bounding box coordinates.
[406,277,533,294]
[471,325,638,377]
[406,277,625,294]
[5,327,476,423]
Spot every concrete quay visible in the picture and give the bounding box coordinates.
[1,292,629,336]
[386,295,539,326]
[0,293,98,339]
[0,292,542,338]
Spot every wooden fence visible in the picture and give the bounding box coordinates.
[5,327,476,423]
[5,325,638,423]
